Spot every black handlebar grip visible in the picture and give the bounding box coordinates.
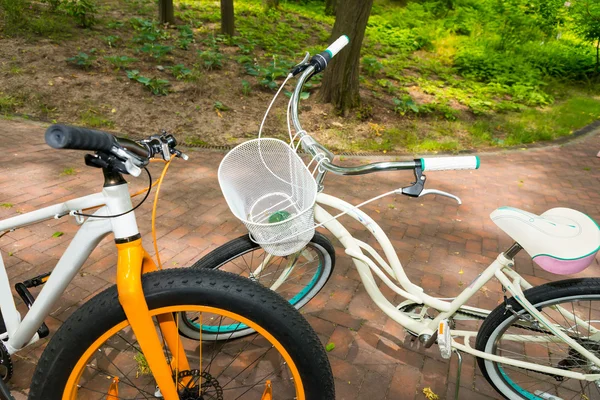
[45,124,115,152]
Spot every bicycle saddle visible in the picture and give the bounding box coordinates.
[491,206,600,275]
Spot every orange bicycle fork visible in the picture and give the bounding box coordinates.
[116,239,190,400]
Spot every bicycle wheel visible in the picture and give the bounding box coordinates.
[181,233,335,340]
[476,278,600,400]
[29,268,334,400]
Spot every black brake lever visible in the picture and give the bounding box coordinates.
[401,163,426,197]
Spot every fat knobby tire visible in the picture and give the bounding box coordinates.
[29,268,335,400]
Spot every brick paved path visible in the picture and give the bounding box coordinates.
[1,119,599,399]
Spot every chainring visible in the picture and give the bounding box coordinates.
[0,341,12,383]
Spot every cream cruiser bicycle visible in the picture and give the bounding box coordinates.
[0,125,334,399]
[200,36,600,399]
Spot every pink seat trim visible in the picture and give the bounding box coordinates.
[534,253,598,275]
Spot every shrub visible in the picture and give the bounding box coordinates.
[0,0,28,35]
[167,64,192,80]
[140,43,173,60]
[126,70,169,95]
[102,35,121,48]
[393,95,419,115]
[362,57,383,77]
[197,50,223,70]
[62,0,97,28]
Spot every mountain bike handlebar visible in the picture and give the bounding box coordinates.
[290,36,480,177]
[45,124,187,176]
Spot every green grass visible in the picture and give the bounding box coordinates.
[467,95,600,146]
[78,110,115,129]
[0,94,21,114]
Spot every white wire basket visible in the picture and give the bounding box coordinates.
[218,138,318,256]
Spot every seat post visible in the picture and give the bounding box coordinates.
[504,242,523,260]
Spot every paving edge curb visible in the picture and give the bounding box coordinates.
[4,115,600,159]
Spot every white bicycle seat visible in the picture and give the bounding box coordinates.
[490,206,600,275]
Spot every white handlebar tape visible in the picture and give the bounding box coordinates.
[420,156,480,171]
[325,35,350,58]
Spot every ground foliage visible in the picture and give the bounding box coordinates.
[0,0,599,152]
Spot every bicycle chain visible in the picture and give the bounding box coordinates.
[0,341,12,383]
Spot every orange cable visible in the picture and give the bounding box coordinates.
[151,158,173,269]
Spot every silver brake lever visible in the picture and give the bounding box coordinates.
[294,52,310,69]
[419,189,462,205]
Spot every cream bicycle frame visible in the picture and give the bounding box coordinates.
[0,186,136,353]
[313,191,600,383]
[0,182,190,399]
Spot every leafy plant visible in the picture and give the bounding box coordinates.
[129,17,155,32]
[393,95,419,115]
[66,50,96,69]
[175,25,194,49]
[107,21,124,29]
[102,35,121,48]
[62,0,97,28]
[104,55,137,69]
[245,58,288,90]
[167,64,191,80]
[197,50,223,70]
[140,43,173,60]
[0,94,21,113]
[213,101,230,111]
[362,56,383,77]
[237,43,255,55]
[126,70,169,95]
[132,32,158,44]
[241,80,252,96]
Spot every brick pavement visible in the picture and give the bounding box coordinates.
[0,118,599,399]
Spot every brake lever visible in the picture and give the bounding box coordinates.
[419,189,462,205]
[291,52,311,77]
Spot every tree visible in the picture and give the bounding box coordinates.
[570,0,600,74]
[319,0,374,114]
[158,0,174,24]
[221,0,234,36]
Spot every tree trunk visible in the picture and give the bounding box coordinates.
[265,0,279,9]
[319,0,374,114]
[596,39,599,75]
[221,0,234,36]
[325,0,337,16]
[158,0,174,24]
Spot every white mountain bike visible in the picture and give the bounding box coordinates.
[0,126,334,399]
[197,36,600,400]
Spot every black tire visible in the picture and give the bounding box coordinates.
[476,278,600,400]
[182,233,335,340]
[29,268,334,400]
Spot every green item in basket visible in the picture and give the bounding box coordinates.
[268,210,291,223]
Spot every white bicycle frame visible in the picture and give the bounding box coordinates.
[308,191,600,383]
[0,184,138,354]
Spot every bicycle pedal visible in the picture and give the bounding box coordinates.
[14,283,49,339]
[22,272,51,288]
[437,319,452,359]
